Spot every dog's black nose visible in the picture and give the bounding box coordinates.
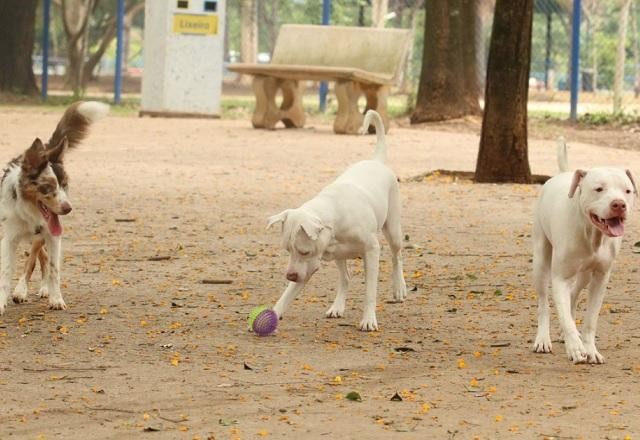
[286,272,298,282]
[60,202,72,215]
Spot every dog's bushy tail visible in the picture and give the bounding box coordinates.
[556,136,569,173]
[360,110,387,162]
[47,101,109,150]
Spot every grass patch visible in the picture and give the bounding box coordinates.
[577,111,640,127]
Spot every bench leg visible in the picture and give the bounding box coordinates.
[362,85,390,134]
[334,80,363,135]
[252,77,305,130]
[279,80,305,128]
[252,76,280,129]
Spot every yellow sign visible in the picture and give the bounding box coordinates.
[173,14,218,35]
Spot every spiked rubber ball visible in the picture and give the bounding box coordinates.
[251,308,278,336]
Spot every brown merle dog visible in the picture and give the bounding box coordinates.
[0,101,108,314]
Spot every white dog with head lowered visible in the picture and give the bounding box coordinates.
[532,139,636,363]
[267,110,407,331]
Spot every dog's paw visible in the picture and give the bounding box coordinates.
[0,290,8,315]
[272,304,284,320]
[392,281,407,302]
[11,278,28,304]
[326,303,345,318]
[564,335,587,364]
[359,313,379,332]
[48,297,67,311]
[38,286,49,298]
[583,342,605,364]
[532,334,552,353]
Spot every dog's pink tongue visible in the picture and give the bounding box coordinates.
[48,213,63,236]
[605,217,624,237]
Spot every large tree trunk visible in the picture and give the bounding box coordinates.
[410,0,467,122]
[62,0,96,96]
[372,0,389,28]
[475,0,533,184]
[613,0,632,113]
[0,0,39,95]
[460,0,481,114]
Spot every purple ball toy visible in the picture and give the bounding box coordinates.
[252,309,278,336]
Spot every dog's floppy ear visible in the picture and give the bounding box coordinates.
[22,138,47,173]
[626,169,638,195]
[46,136,69,163]
[568,169,586,198]
[266,210,291,230]
[300,216,325,241]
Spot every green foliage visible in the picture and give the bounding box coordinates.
[578,110,640,126]
[530,0,638,91]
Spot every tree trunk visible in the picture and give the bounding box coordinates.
[399,2,423,94]
[372,0,389,28]
[460,0,481,114]
[62,0,96,96]
[258,0,279,55]
[238,0,257,85]
[475,0,533,184]
[632,0,640,97]
[613,0,632,113]
[583,1,600,91]
[410,0,467,123]
[0,0,39,95]
[81,2,144,85]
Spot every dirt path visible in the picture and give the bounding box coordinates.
[0,108,639,439]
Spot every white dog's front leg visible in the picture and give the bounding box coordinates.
[45,236,66,310]
[581,271,610,364]
[0,236,19,315]
[273,281,306,319]
[552,276,586,363]
[326,259,349,318]
[360,240,380,331]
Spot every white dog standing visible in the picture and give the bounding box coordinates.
[267,110,407,331]
[532,139,636,363]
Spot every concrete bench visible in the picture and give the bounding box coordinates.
[228,24,411,134]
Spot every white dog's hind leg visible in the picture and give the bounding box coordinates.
[0,236,20,315]
[532,230,553,353]
[382,203,407,302]
[326,259,349,318]
[273,281,306,319]
[581,271,610,364]
[552,276,587,363]
[359,239,380,331]
[560,272,590,341]
[571,272,590,322]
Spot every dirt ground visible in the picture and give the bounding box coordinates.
[0,106,640,440]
